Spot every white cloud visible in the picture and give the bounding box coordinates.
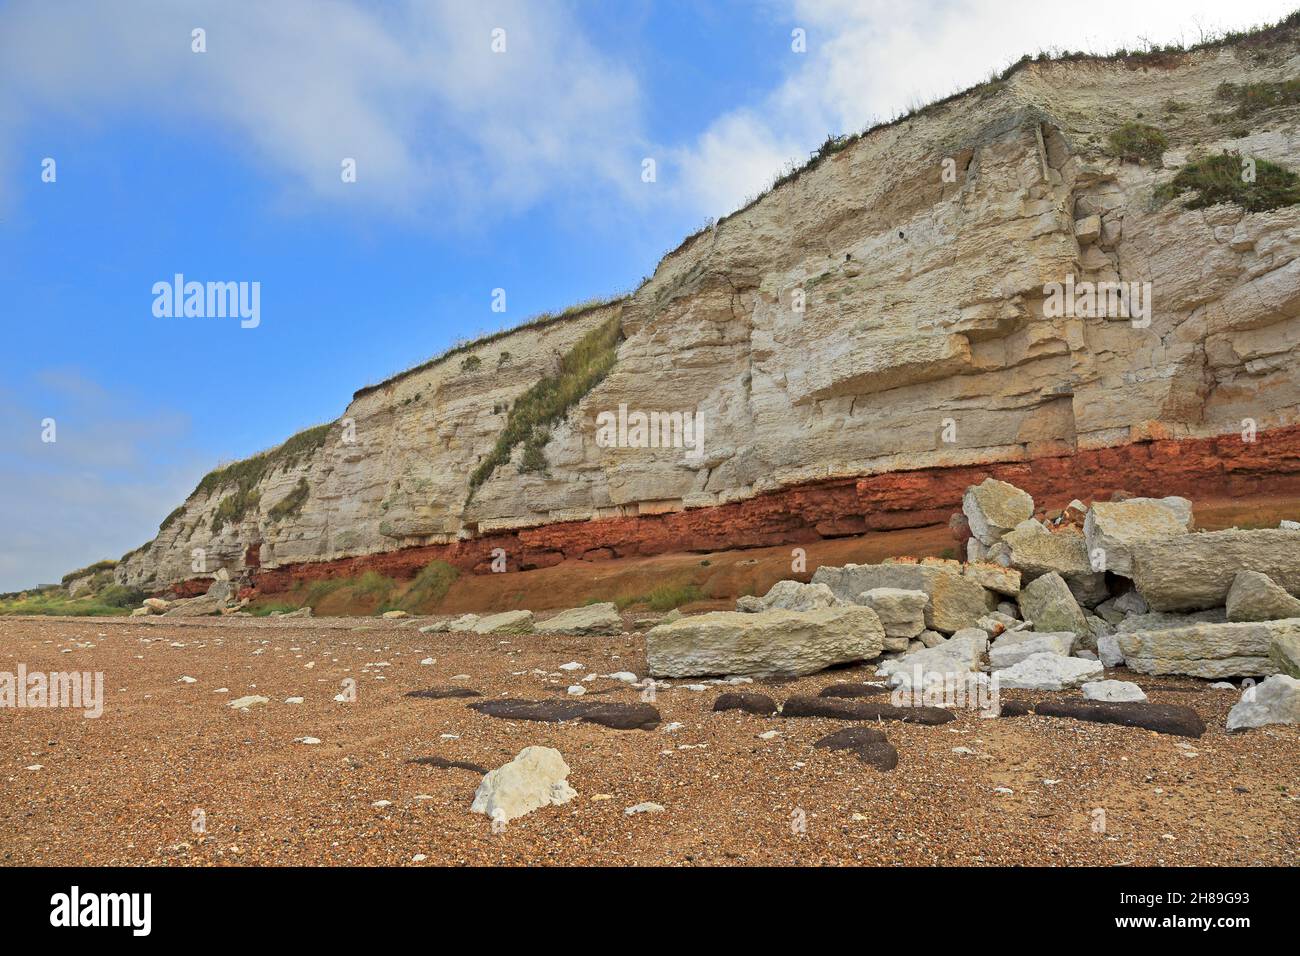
[0,0,644,223]
[670,0,1300,216]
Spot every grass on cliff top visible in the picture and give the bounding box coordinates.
[191,422,332,502]
[159,505,186,532]
[354,294,625,399]
[189,422,331,533]
[1156,152,1300,212]
[468,314,622,494]
[60,559,117,585]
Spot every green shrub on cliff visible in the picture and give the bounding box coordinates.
[468,314,622,494]
[211,488,260,534]
[1107,122,1168,164]
[1155,152,1300,212]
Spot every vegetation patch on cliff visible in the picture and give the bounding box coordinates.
[1108,122,1168,164]
[60,559,117,585]
[354,295,624,399]
[211,488,260,534]
[268,478,310,522]
[1213,78,1300,120]
[468,314,622,493]
[159,505,186,532]
[1156,152,1300,212]
[192,422,332,502]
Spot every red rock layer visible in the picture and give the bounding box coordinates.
[242,424,1300,596]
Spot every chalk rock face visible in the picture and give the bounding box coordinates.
[988,631,1076,670]
[1083,499,1190,577]
[813,564,995,634]
[646,607,884,678]
[1225,570,1300,623]
[994,653,1104,691]
[536,603,623,636]
[1128,529,1300,612]
[1117,620,1296,678]
[470,746,577,822]
[1226,675,1300,731]
[470,610,535,635]
[107,33,1300,602]
[1017,572,1088,636]
[858,587,928,644]
[963,479,1034,546]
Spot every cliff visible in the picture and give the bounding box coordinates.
[114,20,1300,594]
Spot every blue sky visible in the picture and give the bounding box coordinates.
[1,0,1295,590]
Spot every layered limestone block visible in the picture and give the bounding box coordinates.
[645,607,884,678]
[1117,619,1297,678]
[1128,530,1300,612]
[110,30,1300,595]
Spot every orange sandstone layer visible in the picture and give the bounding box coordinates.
[237,424,1300,597]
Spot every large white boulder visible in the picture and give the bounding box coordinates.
[988,630,1075,670]
[878,628,988,686]
[1081,679,1148,702]
[1226,675,1300,731]
[963,478,1034,546]
[470,747,577,822]
[746,580,846,613]
[646,607,884,679]
[993,652,1104,690]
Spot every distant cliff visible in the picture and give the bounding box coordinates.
[114,18,1300,594]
